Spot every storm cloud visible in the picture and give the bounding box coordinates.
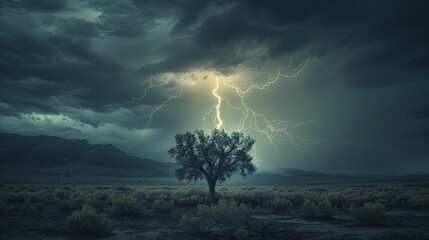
[0,0,428,174]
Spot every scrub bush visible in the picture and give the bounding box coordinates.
[271,197,292,212]
[318,199,336,218]
[112,195,140,216]
[303,200,318,218]
[67,205,113,235]
[153,199,174,213]
[350,202,385,226]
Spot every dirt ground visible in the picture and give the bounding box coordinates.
[1,205,428,240]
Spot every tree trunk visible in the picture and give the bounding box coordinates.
[208,180,217,204]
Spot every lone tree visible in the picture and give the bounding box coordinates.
[168,129,256,203]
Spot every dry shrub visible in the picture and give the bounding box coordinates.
[350,202,385,226]
[112,195,140,216]
[67,205,113,235]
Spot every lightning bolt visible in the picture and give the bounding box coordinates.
[100,76,164,109]
[200,57,388,153]
[103,57,328,151]
[76,55,386,153]
[212,77,224,130]
[134,76,191,139]
[73,74,193,142]
[201,56,325,151]
[144,84,184,129]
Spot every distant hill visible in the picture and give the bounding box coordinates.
[1,132,428,185]
[276,168,331,178]
[0,132,173,172]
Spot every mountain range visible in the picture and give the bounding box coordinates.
[0,132,169,169]
[1,132,428,185]
[0,132,176,183]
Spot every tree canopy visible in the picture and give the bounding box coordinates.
[168,129,256,202]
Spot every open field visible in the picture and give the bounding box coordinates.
[1,183,429,239]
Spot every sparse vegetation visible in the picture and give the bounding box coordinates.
[407,195,429,210]
[180,214,201,235]
[0,184,427,239]
[67,205,113,235]
[111,195,140,216]
[197,199,248,234]
[180,199,250,236]
[350,202,386,226]
[318,199,336,218]
[152,199,174,213]
[271,197,292,212]
[233,227,251,240]
[303,199,318,218]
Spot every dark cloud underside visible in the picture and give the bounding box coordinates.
[0,0,428,174]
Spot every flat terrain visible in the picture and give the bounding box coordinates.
[0,184,428,239]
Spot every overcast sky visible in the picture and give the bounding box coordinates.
[1,0,428,174]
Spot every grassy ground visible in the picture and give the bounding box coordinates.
[0,183,428,239]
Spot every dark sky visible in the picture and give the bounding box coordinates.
[1,0,428,174]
